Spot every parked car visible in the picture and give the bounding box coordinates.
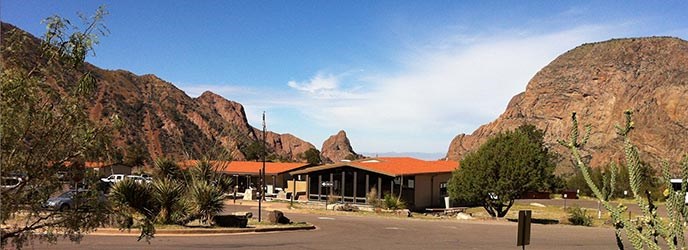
[43,189,107,211]
[126,175,151,184]
[100,174,125,183]
[140,174,153,181]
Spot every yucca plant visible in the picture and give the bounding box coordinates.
[109,179,157,241]
[560,111,688,249]
[151,178,184,224]
[187,180,225,225]
[153,157,182,180]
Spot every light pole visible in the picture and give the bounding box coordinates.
[258,111,266,222]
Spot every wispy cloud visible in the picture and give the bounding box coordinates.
[282,24,629,152]
[179,23,634,153]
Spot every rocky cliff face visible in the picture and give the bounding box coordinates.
[447,37,688,169]
[320,130,361,163]
[1,22,314,162]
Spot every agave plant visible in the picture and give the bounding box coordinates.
[187,180,225,225]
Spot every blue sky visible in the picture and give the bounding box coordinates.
[3,1,687,158]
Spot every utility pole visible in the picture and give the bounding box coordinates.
[258,111,266,222]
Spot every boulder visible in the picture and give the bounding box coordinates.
[213,214,248,228]
[267,210,291,224]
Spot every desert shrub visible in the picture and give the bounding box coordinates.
[366,188,381,208]
[567,206,593,226]
[383,193,406,210]
[327,191,340,204]
[187,180,225,225]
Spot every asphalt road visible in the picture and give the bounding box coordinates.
[26,201,623,249]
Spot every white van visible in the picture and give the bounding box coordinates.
[101,174,125,183]
[670,179,688,204]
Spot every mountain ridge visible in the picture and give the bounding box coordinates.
[446,37,688,169]
[1,22,316,163]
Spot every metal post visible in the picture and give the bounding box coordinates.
[259,111,267,222]
[233,174,238,204]
[258,169,262,222]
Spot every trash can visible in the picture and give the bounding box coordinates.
[444,197,451,209]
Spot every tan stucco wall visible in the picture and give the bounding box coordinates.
[413,173,452,210]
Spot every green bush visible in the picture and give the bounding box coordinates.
[567,205,593,226]
[383,193,405,210]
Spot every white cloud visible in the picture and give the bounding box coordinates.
[178,23,634,154]
[285,24,630,153]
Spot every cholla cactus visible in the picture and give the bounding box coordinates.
[560,111,688,250]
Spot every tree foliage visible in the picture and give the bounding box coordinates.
[448,124,557,217]
[241,141,268,161]
[301,148,322,165]
[0,7,112,249]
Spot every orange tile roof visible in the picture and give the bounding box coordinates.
[178,160,309,175]
[291,157,459,176]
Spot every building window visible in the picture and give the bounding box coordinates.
[439,182,448,196]
[407,179,415,189]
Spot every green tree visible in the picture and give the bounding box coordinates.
[241,141,267,161]
[448,124,557,217]
[0,7,112,249]
[302,148,322,165]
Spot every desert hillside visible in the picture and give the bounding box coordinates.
[447,37,688,169]
[1,22,316,162]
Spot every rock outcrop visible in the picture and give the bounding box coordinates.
[1,22,315,162]
[320,130,361,163]
[446,37,688,170]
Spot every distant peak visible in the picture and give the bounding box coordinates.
[199,90,220,98]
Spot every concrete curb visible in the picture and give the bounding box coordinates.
[91,225,316,236]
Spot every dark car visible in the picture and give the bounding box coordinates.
[43,189,107,211]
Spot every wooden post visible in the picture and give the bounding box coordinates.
[391,179,394,196]
[318,175,322,201]
[341,171,345,203]
[291,176,296,205]
[353,171,358,203]
[377,177,382,199]
[330,173,334,195]
[306,174,310,201]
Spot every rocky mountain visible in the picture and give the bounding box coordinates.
[320,130,362,163]
[447,37,688,170]
[1,22,315,162]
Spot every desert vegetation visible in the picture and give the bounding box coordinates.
[448,125,559,217]
[560,111,688,249]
